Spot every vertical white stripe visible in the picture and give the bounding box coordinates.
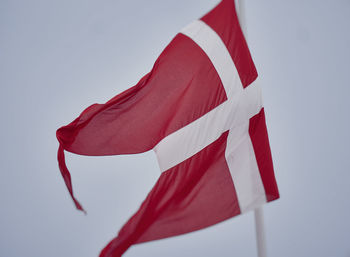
[225,123,267,213]
[181,20,242,98]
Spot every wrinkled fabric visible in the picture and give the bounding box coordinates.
[56,0,279,256]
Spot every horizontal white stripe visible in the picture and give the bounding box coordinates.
[154,81,262,172]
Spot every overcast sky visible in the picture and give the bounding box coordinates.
[1,0,350,257]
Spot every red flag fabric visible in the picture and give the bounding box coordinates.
[56,0,279,256]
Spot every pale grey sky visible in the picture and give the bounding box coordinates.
[1,0,350,257]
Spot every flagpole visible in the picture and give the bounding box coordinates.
[235,1,268,257]
[254,207,267,257]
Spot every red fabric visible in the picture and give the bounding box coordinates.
[249,108,280,202]
[201,0,258,88]
[100,132,240,257]
[57,34,226,156]
[57,144,85,213]
[57,33,228,211]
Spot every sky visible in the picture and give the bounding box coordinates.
[1,0,350,257]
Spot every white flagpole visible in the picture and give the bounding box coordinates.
[254,207,267,257]
[235,1,268,257]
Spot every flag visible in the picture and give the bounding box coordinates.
[56,0,279,256]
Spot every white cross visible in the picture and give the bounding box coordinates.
[154,20,267,213]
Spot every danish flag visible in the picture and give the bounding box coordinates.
[56,0,279,256]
